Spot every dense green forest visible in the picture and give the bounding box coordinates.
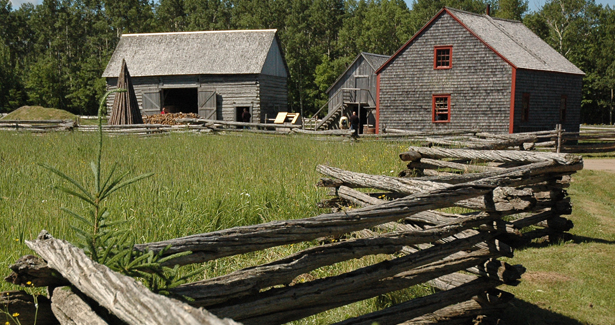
[0,0,613,123]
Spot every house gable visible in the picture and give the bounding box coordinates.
[261,36,288,78]
[376,11,513,133]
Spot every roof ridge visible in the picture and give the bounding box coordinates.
[361,52,390,58]
[122,29,278,37]
[484,15,547,65]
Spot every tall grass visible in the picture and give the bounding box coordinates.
[0,131,414,321]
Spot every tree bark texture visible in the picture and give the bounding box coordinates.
[50,287,109,325]
[0,290,57,325]
[401,147,582,165]
[25,231,241,325]
[5,255,69,288]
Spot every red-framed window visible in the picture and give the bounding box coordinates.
[434,46,452,69]
[432,94,451,122]
[521,93,530,122]
[560,95,567,122]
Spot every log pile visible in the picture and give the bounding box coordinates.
[143,113,200,125]
[3,148,582,324]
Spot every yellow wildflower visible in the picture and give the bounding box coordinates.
[12,313,19,317]
[7,321,10,325]
[26,281,32,286]
[14,238,19,242]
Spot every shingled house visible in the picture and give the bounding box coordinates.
[375,7,584,134]
[317,52,390,131]
[102,29,288,122]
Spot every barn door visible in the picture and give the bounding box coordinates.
[142,91,161,115]
[198,89,217,119]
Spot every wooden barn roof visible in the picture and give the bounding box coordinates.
[326,52,390,94]
[377,8,584,76]
[102,29,285,78]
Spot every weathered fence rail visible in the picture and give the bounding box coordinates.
[4,148,581,324]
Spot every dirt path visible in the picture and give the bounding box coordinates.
[583,159,615,172]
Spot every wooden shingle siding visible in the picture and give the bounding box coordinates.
[378,14,512,133]
[514,70,582,133]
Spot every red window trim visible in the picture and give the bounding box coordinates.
[521,93,530,122]
[432,94,451,123]
[560,95,567,123]
[434,46,453,69]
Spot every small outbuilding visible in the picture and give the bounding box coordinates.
[375,7,584,134]
[318,52,390,131]
[102,29,288,122]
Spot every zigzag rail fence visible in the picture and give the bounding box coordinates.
[3,147,582,324]
[2,118,614,153]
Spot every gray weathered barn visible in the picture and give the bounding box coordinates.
[318,52,389,131]
[102,29,288,122]
[375,7,585,134]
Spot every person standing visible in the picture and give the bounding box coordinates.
[242,108,251,129]
[350,111,359,136]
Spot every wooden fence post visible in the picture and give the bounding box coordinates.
[555,124,562,153]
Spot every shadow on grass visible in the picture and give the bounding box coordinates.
[501,298,585,325]
[519,233,615,250]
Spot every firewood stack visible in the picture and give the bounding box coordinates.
[142,112,200,125]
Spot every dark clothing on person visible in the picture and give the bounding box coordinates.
[242,110,251,123]
[350,114,359,136]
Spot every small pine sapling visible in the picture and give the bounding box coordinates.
[41,89,202,296]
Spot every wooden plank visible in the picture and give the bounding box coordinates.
[26,231,241,325]
[273,112,288,124]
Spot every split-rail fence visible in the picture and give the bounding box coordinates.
[3,147,581,324]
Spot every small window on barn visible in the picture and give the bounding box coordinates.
[521,93,530,122]
[434,46,452,69]
[432,95,451,122]
[560,95,567,122]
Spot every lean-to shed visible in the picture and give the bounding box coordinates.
[375,7,584,134]
[317,53,390,131]
[102,29,288,122]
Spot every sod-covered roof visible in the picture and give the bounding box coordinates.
[102,29,282,78]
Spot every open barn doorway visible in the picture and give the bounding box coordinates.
[162,88,198,114]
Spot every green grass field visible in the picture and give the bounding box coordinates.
[1,131,614,324]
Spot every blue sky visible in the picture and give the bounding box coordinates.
[8,0,615,11]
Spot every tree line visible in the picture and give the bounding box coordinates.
[0,0,613,123]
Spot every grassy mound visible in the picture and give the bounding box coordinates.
[1,106,77,121]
